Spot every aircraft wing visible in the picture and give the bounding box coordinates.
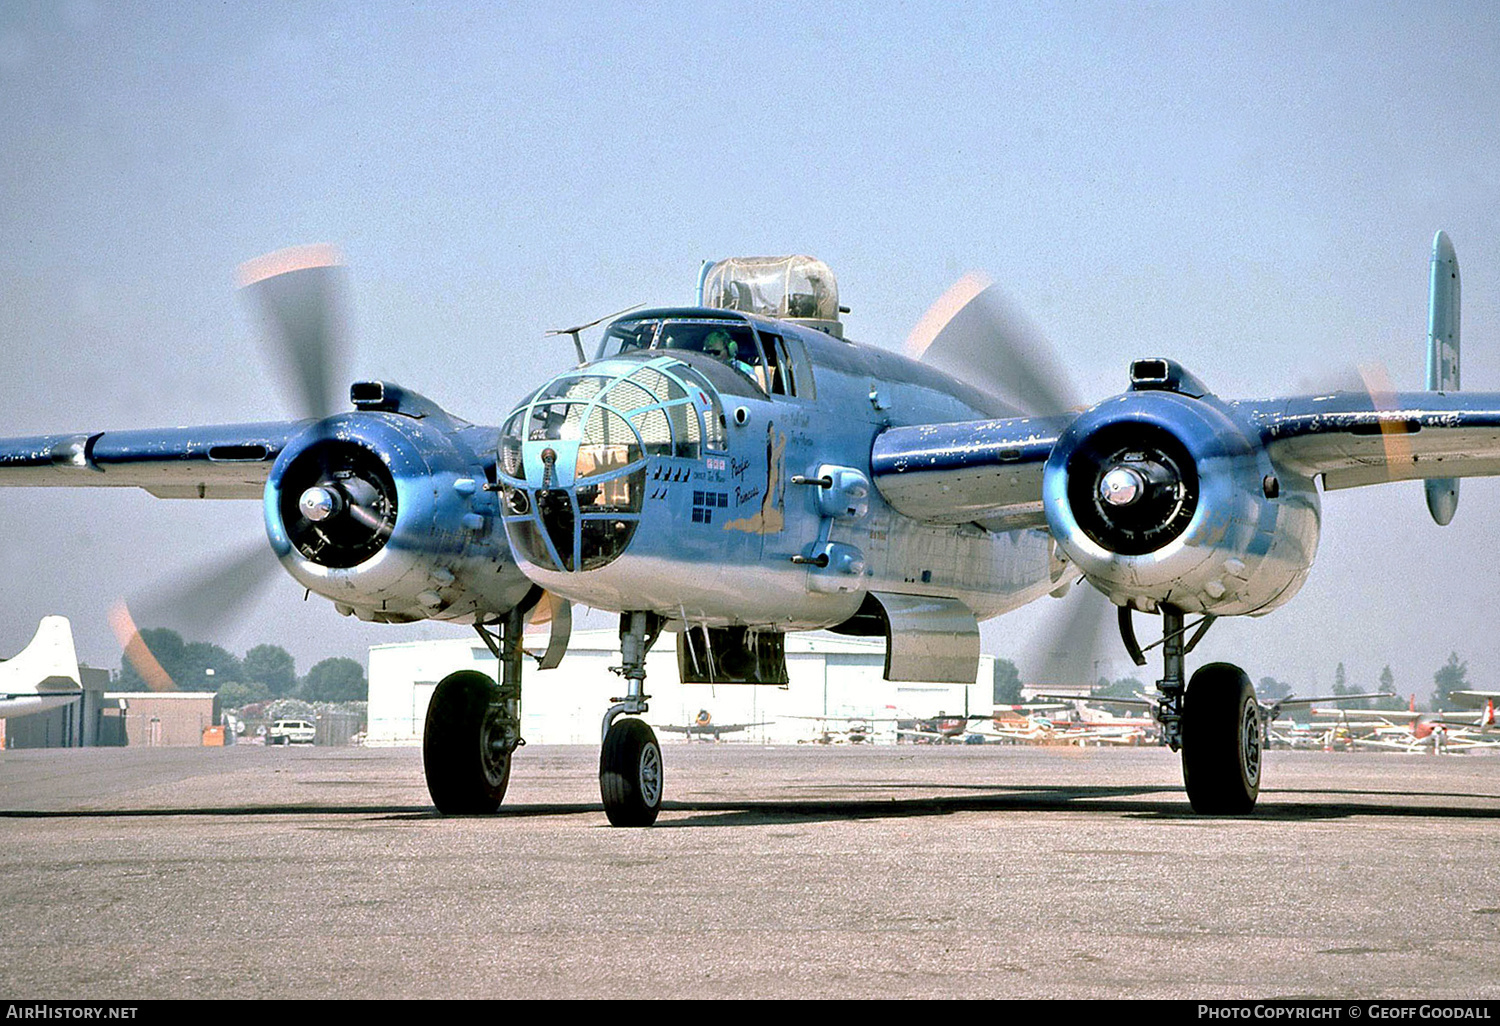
[871,392,1500,531]
[869,415,1074,530]
[1030,693,1154,708]
[1446,691,1500,710]
[657,722,769,735]
[0,422,308,499]
[1249,392,1500,490]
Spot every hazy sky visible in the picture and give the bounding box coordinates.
[2,1,1499,701]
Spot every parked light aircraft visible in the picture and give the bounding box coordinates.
[896,712,991,743]
[787,714,891,744]
[896,705,1069,744]
[0,616,83,720]
[1312,701,1500,753]
[656,709,770,741]
[964,713,1149,747]
[2,234,1496,823]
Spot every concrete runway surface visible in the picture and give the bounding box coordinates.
[1,743,1497,1000]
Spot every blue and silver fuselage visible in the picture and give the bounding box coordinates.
[496,308,1059,630]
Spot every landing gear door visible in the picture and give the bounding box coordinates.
[869,592,980,684]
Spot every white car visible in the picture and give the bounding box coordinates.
[268,719,316,746]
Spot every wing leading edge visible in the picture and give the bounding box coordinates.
[0,422,309,499]
[869,414,1073,531]
[872,390,1500,533]
[1249,391,1500,490]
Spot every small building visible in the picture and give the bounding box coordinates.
[101,692,220,747]
[368,629,993,746]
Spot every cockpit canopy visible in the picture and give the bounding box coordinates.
[596,316,812,399]
[702,256,841,332]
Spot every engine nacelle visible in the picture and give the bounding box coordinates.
[1042,363,1321,617]
[264,386,534,623]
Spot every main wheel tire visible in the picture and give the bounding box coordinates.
[1181,662,1261,815]
[423,670,512,814]
[600,717,663,827]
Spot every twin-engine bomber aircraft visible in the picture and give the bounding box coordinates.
[1,236,1494,824]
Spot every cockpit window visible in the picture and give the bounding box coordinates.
[597,318,772,393]
[599,319,658,358]
[659,322,765,383]
[671,365,727,451]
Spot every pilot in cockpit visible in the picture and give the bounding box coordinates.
[704,329,754,378]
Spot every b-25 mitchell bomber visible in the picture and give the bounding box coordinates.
[1,236,1494,824]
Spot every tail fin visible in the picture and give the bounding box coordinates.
[0,616,82,696]
[1425,230,1461,524]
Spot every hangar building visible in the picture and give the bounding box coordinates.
[368,629,994,745]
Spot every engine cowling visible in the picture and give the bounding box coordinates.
[263,387,534,623]
[1042,363,1321,617]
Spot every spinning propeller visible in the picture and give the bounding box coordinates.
[114,245,353,685]
[235,243,349,421]
[906,271,1079,417]
[114,245,563,687]
[909,271,1117,689]
[906,266,1420,695]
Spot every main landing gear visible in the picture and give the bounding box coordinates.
[1120,604,1261,814]
[422,607,668,827]
[424,608,524,814]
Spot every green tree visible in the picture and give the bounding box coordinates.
[300,657,367,702]
[992,658,1022,705]
[1371,665,1404,710]
[1097,676,1146,700]
[181,641,242,691]
[1432,652,1468,711]
[117,627,187,689]
[1257,677,1293,702]
[116,628,241,692]
[216,680,273,709]
[243,644,298,698]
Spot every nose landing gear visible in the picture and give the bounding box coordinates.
[599,611,665,826]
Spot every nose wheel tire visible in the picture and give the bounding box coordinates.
[600,717,664,827]
[1181,662,1261,815]
[423,670,513,814]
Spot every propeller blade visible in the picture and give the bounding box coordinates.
[108,601,176,693]
[907,272,1080,417]
[237,244,347,421]
[109,537,283,689]
[1023,585,1113,689]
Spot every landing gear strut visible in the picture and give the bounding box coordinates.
[423,608,525,814]
[1123,604,1261,814]
[599,611,665,826]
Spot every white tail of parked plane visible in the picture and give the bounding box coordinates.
[0,616,83,719]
